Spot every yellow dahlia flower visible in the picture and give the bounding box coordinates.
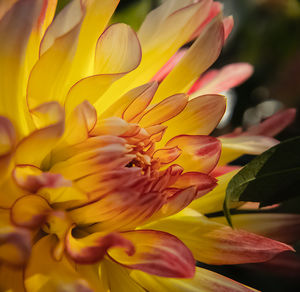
[0,0,297,291]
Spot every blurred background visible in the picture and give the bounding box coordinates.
[57,0,300,290]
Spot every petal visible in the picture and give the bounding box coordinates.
[172,172,218,198]
[24,235,93,292]
[10,194,51,229]
[0,226,31,267]
[244,108,297,137]
[152,147,182,164]
[101,259,145,292]
[101,81,158,120]
[0,0,44,134]
[189,63,254,96]
[131,266,256,292]
[94,0,213,113]
[65,23,142,114]
[153,14,224,103]
[189,169,240,214]
[0,264,26,292]
[138,94,188,128]
[108,230,195,278]
[166,135,221,173]
[223,15,234,41]
[15,102,65,167]
[213,213,300,244]
[145,209,294,265]
[160,94,226,145]
[0,116,16,182]
[66,228,134,264]
[218,135,278,166]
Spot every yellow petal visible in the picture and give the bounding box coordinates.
[131,266,257,292]
[24,235,93,292]
[94,0,212,114]
[145,209,293,265]
[159,94,226,146]
[65,23,142,114]
[153,14,224,103]
[15,102,64,167]
[0,264,25,292]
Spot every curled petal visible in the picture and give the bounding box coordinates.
[172,172,218,198]
[0,226,31,267]
[153,147,182,164]
[108,230,195,278]
[146,210,294,265]
[166,135,221,173]
[66,228,135,264]
[223,15,234,41]
[10,195,51,229]
[131,266,256,292]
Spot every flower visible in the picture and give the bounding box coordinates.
[0,1,297,291]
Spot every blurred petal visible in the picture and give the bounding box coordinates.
[145,210,294,265]
[153,14,224,102]
[223,15,234,41]
[166,135,221,173]
[189,63,254,96]
[131,266,256,292]
[0,264,25,292]
[108,230,195,278]
[218,135,278,166]
[0,226,31,267]
[213,213,300,244]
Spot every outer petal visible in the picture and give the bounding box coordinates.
[0,0,44,134]
[64,23,142,114]
[131,266,256,292]
[188,169,240,214]
[108,230,195,278]
[0,264,26,292]
[213,213,300,244]
[218,135,278,166]
[160,94,226,145]
[94,0,213,113]
[153,14,224,103]
[15,102,65,167]
[189,63,254,96]
[24,235,93,292]
[145,209,294,265]
[166,135,221,173]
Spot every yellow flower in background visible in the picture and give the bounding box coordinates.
[0,0,298,291]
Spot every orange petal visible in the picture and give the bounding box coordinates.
[146,210,294,265]
[0,264,26,292]
[0,226,31,267]
[138,94,188,128]
[153,146,182,164]
[166,135,221,173]
[153,14,224,103]
[15,102,65,167]
[108,230,195,278]
[160,94,226,145]
[66,228,134,264]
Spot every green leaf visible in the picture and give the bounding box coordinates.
[224,136,300,226]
